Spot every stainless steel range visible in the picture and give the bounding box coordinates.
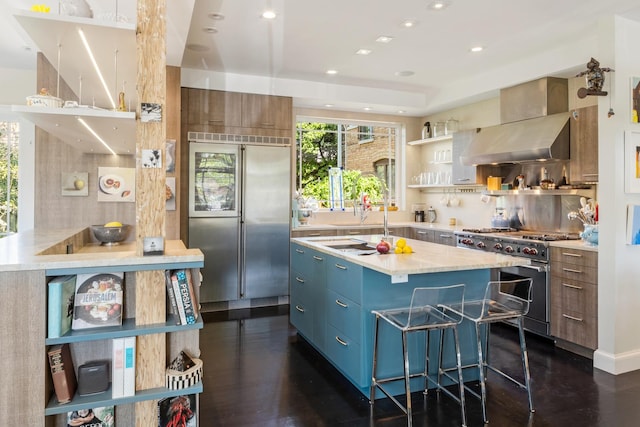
[455,228,580,337]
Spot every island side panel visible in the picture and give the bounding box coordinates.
[0,270,46,426]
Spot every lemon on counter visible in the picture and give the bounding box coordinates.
[104,221,123,227]
[402,245,413,254]
[396,238,407,248]
[394,246,403,254]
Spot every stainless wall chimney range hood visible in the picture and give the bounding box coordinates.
[461,77,570,166]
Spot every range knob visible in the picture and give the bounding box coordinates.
[476,241,486,249]
[504,246,515,253]
[523,247,538,256]
[461,238,474,246]
[493,242,503,250]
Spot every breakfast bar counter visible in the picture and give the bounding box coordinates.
[290,235,529,398]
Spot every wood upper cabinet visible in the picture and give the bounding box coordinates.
[241,93,292,131]
[570,105,598,183]
[185,88,242,127]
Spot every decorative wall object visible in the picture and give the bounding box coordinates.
[97,167,135,202]
[632,77,640,123]
[141,149,162,168]
[625,131,640,193]
[141,102,162,123]
[61,172,88,197]
[166,177,176,211]
[166,139,176,172]
[627,205,640,245]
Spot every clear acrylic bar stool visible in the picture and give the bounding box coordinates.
[441,278,535,424]
[370,284,467,427]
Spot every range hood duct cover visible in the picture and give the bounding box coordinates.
[461,112,570,165]
[461,77,570,166]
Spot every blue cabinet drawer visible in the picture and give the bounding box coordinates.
[326,256,362,304]
[290,298,313,340]
[290,244,313,273]
[290,269,312,305]
[327,289,361,344]
[326,323,365,387]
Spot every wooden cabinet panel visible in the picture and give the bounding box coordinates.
[241,93,292,130]
[185,88,242,127]
[434,231,456,246]
[410,228,435,242]
[550,247,598,349]
[291,229,338,238]
[570,105,598,183]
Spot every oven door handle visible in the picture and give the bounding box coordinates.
[519,264,548,273]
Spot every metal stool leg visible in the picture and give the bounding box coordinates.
[402,330,413,426]
[475,322,489,424]
[423,330,431,395]
[369,314,380,404]
[452,326,467,427]
[517,318,535,413]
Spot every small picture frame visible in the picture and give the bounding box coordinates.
[142,149,162,168]
[143,237,164,256]
[141,102,162,123]
[632,77,640,123]
[166,139,176,173]
[624,131,640,193]
[61,172,88,196]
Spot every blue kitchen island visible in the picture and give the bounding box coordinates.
[290,235,530,398]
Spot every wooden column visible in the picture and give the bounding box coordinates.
[135,0,166,425]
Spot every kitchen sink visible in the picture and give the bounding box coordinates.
[319,239,379,255]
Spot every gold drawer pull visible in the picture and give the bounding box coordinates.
[295,305,305,313]
[335,336,349,346]
[335,263,347,270]
[335,299,348,308]
[295,277,305,283]
[562,314,583,322]
[562,252,583,258]
[562,283,583,290]
[313,255,324,261]
[562,267,583,274]
[295,248,304,254]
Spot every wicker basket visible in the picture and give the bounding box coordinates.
[165,351,203,390]
[26,94,63,108]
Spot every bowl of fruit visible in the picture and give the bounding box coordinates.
[91,222,131,245]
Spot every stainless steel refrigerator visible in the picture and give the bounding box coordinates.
[188,141,290,303]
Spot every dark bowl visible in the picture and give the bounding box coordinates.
[91,224,131,245]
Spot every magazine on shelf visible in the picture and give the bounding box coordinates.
[158,394,197,427]
[67,406,114,427]
[47,275,76,338]
[72,272,124,330]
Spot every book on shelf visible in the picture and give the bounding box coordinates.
[158,394,197,427]
[47,275,76,339]
[170,272,188,325]
[172,269,198,325]
[123,336,136,397]
[164,270,181,325]
[111,338,124,399]
[67,405,114,427]
[72,272,124,331]
[48,343,76,404]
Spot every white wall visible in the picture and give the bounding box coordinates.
[0,67,35,104]
[593,15,640,374]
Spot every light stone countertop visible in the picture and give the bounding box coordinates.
[291,234,530,277]
[0,228,204,272]
[549,239,599,252]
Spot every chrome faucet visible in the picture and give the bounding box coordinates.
[353,172,389,239]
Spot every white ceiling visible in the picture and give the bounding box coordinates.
[3,0,640,116]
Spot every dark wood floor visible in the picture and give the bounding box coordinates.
[198,306,640,427]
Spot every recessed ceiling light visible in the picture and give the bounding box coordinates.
[395,70,415,77]
[203,27,218,34]
[427,1,451,11]
[326,69,338,75]
[363,107,372,111]
[208,13,225,20]
[324,104,334,108]
[186,43,210,52]
[401,20,417,28]
[470,46,484,52]
[397,110,406,114]
[376,35,394,43]
[262,10,277,19]
[356,49,372,55]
